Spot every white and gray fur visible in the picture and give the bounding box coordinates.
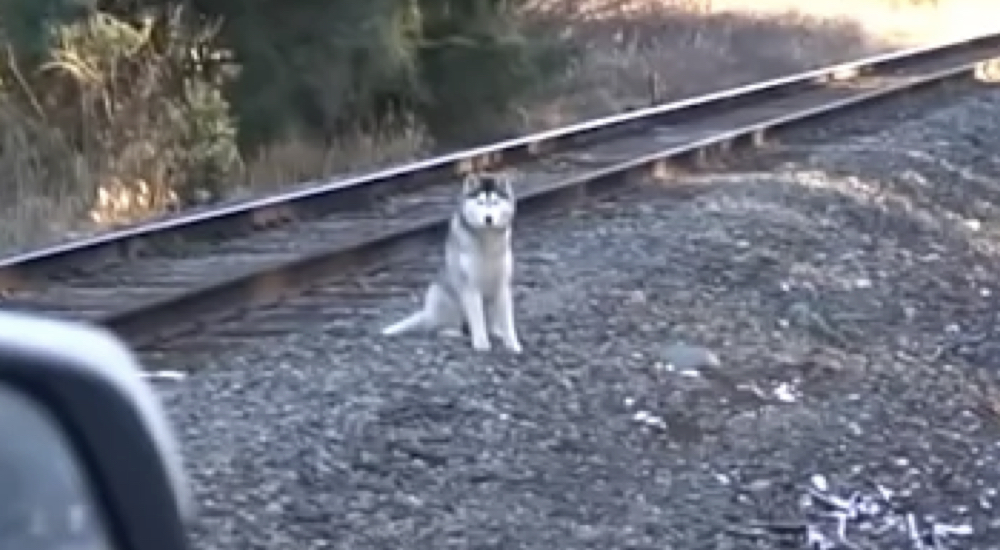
[381,172,522,353]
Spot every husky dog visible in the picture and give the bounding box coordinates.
[382,172,522,353]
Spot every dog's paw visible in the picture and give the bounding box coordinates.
[504,340,523,354]
[497,329,522,354]
[472,338,492,352]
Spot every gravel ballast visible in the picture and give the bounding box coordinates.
[162,87,1000,550]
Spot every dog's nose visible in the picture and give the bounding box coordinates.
[484,215,493,225]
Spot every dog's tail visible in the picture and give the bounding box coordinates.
[381,310,430,336]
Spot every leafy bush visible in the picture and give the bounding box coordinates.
[0,0,566,241]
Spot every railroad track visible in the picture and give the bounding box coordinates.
[2,32,999,352]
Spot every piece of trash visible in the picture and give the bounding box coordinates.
[874,484,893,501]
[143,370,187,381]
[855,493,883,516]
[905,513,925,550]
[933,523,974,538]
[655,361,675,372]
[632,410,667,430]
[811,474,830,492]
[806,485,855,513]
[773,382,798,402]
[737,474,977,549]
[806,524,837,550]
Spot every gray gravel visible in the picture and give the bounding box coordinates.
[161,87,1000,550]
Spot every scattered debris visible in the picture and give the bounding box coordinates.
[734,379,802,404]
[632,410,667,430]
[730,474,975,549]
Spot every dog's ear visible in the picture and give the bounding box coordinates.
[462,173,480,195]
[496,173,515,199]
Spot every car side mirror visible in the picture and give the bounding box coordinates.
[0,310,193,550]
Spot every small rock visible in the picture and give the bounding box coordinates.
[746,478,775,492]
[625,290,647,304]
[810,473,830,492]
[662,343,722,371]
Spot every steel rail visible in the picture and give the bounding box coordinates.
[1,31,999,289]
[2,32,999,347]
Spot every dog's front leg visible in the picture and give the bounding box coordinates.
[491,284,522,354]
[458,290,491,351]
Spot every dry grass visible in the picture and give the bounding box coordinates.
[1,0,998,254]
[238,127,431,200]
[0,103,94,248]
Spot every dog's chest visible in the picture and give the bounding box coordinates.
[457,249,508,292]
